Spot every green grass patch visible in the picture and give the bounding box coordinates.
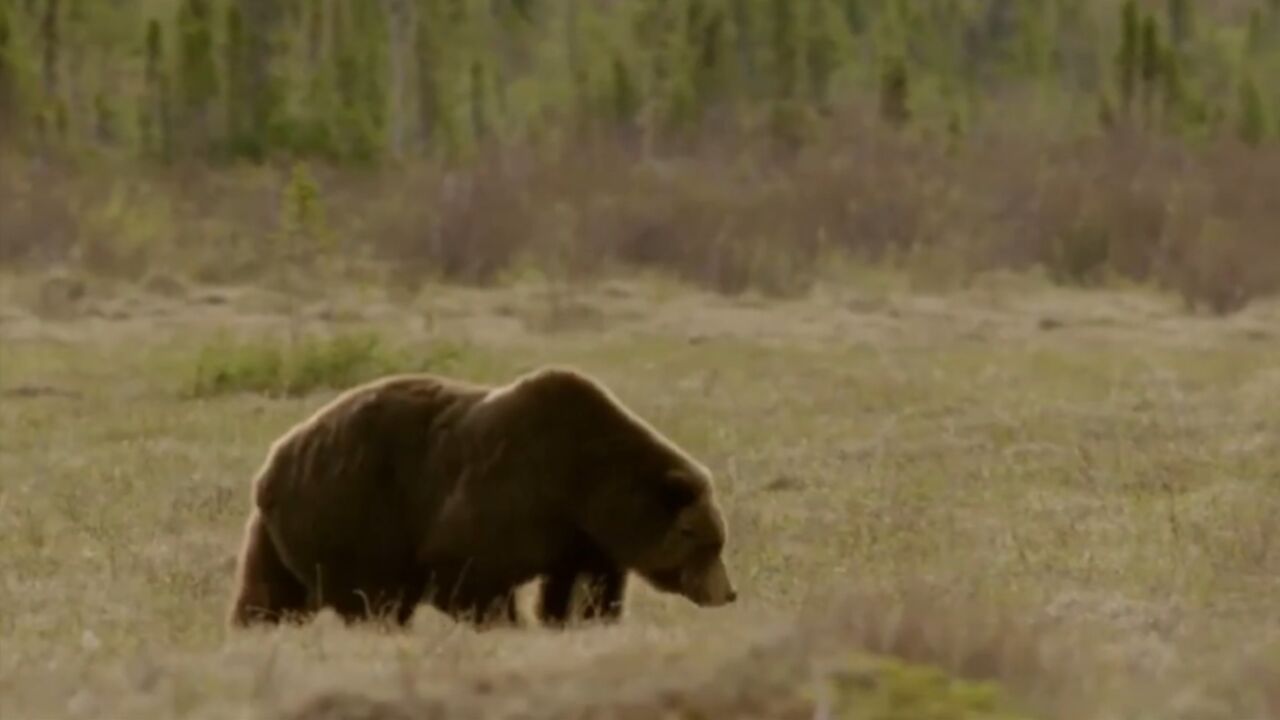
[187,331,472,398]
[824,655,1037,720]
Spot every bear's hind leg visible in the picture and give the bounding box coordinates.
[394,575,429,627]
[228,511,312,628]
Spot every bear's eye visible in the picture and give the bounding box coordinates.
[657,472,700,511]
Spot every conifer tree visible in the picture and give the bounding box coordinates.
[63,0,90,147]
[564,0,588,121]
[277,159,329,264]
[93,92,118,145]
[38,0,62,143]
[1166,0,1193,47]
[332,0,387,161]
[609,53,641,128]
[511,0,536,24]
[688,0,732,112]
[306,0,324,65]
[1238,73,1269,146]
[662,5,699,134]
[724,0,758,99]
[236,0,284,158]
[141,18,172,160]
[770,0,801,100]
[842,0,866,34]
[1139,14,1162,123]
[298,0,338,159]
[383,0,414,159]
[414,0,454,157]
[223,5,250,157]
[805,0,841,107]
[1245,8,1267,57]
[39,0,58,101]
[469,58,489,143]
[1160,44,1185,129]
[0,3,17,141]
[1117,0,1140,115]
[178,0,218,156]
[879,54,909,127]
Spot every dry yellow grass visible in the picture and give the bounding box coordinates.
[1,270,1278,719]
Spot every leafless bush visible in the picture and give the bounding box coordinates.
[2,116,1277,313]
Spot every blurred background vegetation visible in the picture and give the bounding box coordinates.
[1,0,1278,312]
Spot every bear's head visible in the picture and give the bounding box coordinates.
[506,365,738,608]
[626,466,737,608]
[578,451,736,608]
[571,406,736,607]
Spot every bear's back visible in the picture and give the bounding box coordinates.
[253,373,488,542]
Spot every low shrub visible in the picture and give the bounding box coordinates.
[188,331,471,398]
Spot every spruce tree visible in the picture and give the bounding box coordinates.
[93,92,118,145]
[40,0,59,100]
[879,54,909,127]
[1245,8,1267,57]
[414,0,457,158]
[1238,73,1269,146]
[806,0,840,107]
[141,18,172,160]
[1166,0,1193,47]
[1160,45,1185,130]
[1117,0,1140,115]
[0,3,16,141]
[178,0,218,156]
[610,53,640,128]
[331,0,387,161]
[38,0,61,143]
[688,0,732,113]
[1139,14,1162,123]
[469,58,489,144]
[770,0,801,101]
[236,0,284,158]
[224,5,250,157]
[842,0,866,34]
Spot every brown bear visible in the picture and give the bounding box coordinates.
[227,365,736,629]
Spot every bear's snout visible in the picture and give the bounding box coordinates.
[708,588,738,606]
[700,582,737,607]
[685,556,737,607]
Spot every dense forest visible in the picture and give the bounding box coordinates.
[1,0,1278,311]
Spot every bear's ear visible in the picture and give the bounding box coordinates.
[656,470,702,512]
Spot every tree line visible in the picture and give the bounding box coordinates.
[0,0,1276,164]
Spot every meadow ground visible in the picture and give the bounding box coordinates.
[1,269,1278,720]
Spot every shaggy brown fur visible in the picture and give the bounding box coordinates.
[227,366,736,629]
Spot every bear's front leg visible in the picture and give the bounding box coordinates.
[579,568,627,621]
[537,570,575,624]
[424,574,522,629]
[460,588,521,629]
[537,566,626,626]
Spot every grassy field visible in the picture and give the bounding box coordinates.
[1,269,1278,719]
